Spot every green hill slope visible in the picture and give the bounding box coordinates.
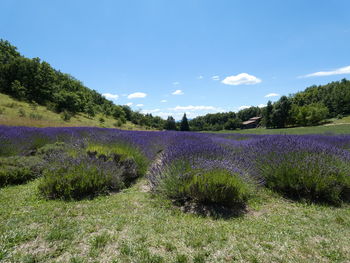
[0,93,146,129]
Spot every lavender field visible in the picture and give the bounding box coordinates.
[1,125,350,262]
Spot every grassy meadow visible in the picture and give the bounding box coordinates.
[210,123,350,135]
[0,93,144,130]
[1,178,349,263]
[0,127,350,263]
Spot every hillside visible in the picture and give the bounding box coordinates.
[0,93,146,129]
[0,39,165,130]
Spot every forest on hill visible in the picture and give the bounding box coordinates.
[189,79,350,131]
[1,39,349,132]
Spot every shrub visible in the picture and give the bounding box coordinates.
[38,150,139,200]
[18,108,26,117]
[38,158,125,200]
[29,112,43,120]
[114,120,123,127]
[61,111,72,121]
[0,156,45,187]
[0,107,5,115]
[157,163,252,207]
[181,169,251,207]
[260,153,350,205]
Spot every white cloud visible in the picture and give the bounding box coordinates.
[172,89,184,95]
[136,104,144,107]
[102,93,119,100]
[172,81,180,86]
[222,73,261,86]
[141,109,160,114]
[160,99,167,103]
[302,65,350,77]
[212,75,220,81]
[125,102,133,106]
[197,75,203,79]
[238,105,251,110]
[264,93,280,98]
[258,104,267,108]
[127,92,147,99]
[170,105,222,112]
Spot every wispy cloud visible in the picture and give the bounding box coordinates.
[171,105,219,111]
[141,109,160,114]
[160,99,167,103]
[258,104,267,108]
[136,104,144,107]
[125,102,133,106]
[197,75,203,79]
[264,93,280,98]
[102,93,119,100]
[222,73,261,86]
[172,89,184,95]
[302,65,350,78]
[211,75,220,81]
[238,105,251,110]
[172,81,180,86]
[127,92,147,99]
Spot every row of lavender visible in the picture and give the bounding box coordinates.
[1,125,350,205]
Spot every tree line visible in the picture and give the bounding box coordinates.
[1,39,349,131]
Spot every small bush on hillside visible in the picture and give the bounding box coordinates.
[114,120,123,127]
[0,107,5,115]
[18,108,26,117]
[158,164,252,207]
[260,153,350,205]
[0,156,45,187]
[61,111,72,121]
[29,112,43,120]
[4,102,18,108]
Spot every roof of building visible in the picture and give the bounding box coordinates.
[249,116,262,120]
[242,120,257,125]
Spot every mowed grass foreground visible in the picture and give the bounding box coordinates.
[1,178,349,263]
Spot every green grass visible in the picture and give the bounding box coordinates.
[210,124,350,135]
[0,93,146,130]
[1,178,349,262]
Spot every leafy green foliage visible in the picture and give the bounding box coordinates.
[164,116,177,130]
[0,156,44,187]
[180,113,190,131]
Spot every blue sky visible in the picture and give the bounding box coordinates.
[1,0,350,120]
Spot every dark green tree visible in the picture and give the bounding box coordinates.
[164,116,177,130]
[180,113,190,131]
[271,96,292,128]
[263,101,273,128]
